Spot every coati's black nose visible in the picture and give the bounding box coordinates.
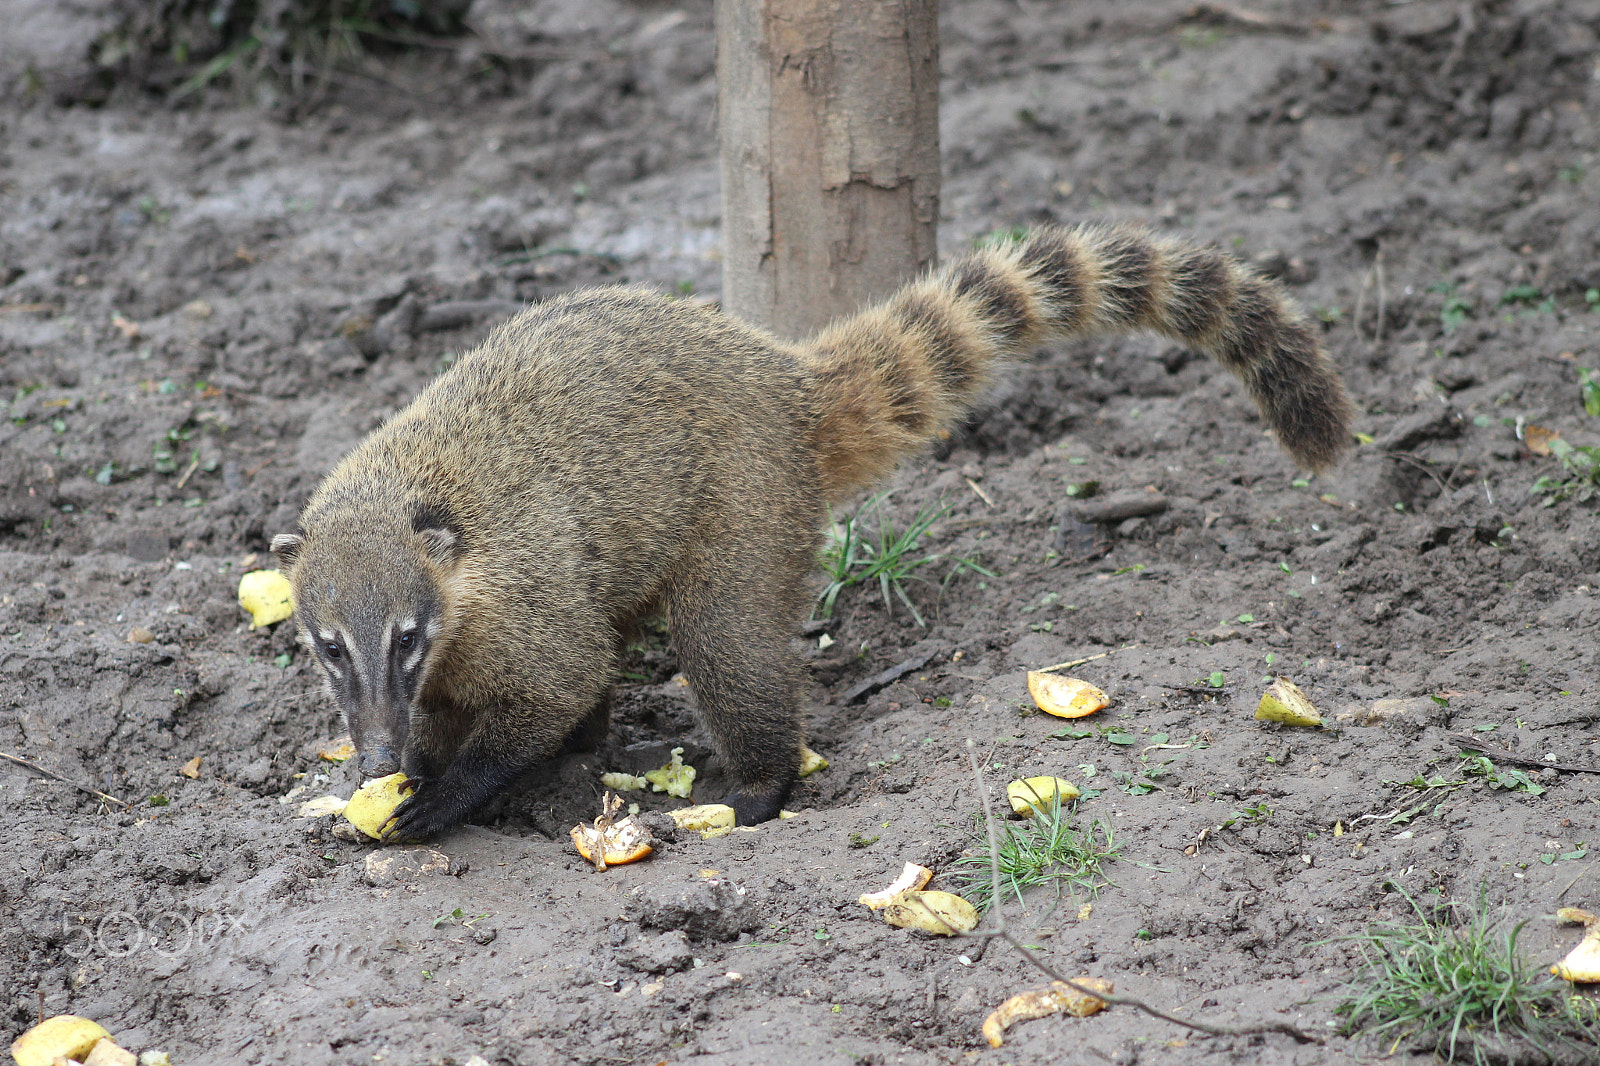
[359,747,400,778]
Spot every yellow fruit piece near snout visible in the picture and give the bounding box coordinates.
[10,1015,110,1066]
[880,890,979,935]
[1255,677,1323,727]
[1552,907,1600,982]
[1007,776,1081,815]
[238,569,295,628]
[668,804,737,834]
[1027,672,1110,718]
[343,773,409,839]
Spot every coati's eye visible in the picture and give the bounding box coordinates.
[397,631,416,651]
[324,641,342,660]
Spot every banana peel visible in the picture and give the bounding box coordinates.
[343,772,409,839]
[1552,907,1600,982]
[858,862,934,910]
[880,890,979,935]
[1255,677,1322,727]
[238,569,294,628]
[1027,672,1109,718]
[1007,776,1080,815]
[982,978,1114,1047]
[10,1015,111,1066]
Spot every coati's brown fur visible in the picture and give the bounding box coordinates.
[272,224,1353,841]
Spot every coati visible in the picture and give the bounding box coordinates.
[271,224,1352,841]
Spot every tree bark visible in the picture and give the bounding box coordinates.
[716,0,940,339]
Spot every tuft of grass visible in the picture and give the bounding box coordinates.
[815,493,992,627]
[1531,437,1600,506]
[1335,887,1597,1064]
[951,791,1118,914]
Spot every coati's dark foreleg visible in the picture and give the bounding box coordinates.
[385,702,585,842]
[668,559,810,825]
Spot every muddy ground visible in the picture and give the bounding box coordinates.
[3,0,1600,1063]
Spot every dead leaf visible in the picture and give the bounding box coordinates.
[1524,424,1560,456]
[179,756,201,779]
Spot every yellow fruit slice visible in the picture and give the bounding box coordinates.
[668,804,737,834]
[343,773,409,839]
[237,569,295,628]
[880,890,979,935]
[1027,673,1110,718]
[1006,776,1081,815]
[1552,907,1600,982]
[858,862,934,910]
[799,746,829,777]
[982,978,1114,1047]
[644,746,696,798]
[1255,677,1322,727]
[317,737,356,762]
[10,1015,111,1066]
[569,815,654,867]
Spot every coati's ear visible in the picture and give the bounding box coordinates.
[270,532,304,565]
[418,526,458,566]
[412,506,461,566]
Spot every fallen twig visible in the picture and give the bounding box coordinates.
[1034,645,1138,675]
[1447,733,1600,775]
[0,751,130,808]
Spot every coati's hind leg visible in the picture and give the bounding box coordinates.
[667,556,810,825]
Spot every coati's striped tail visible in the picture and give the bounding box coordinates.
[796,224,1353,502]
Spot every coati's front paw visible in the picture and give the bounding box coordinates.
[721,783,790,826]
[380,777,462,843]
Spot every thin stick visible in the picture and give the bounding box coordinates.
[965,477,996,508]
[960,740,1323,1044]
[0,751,130,808]
[1035,644,1139,674]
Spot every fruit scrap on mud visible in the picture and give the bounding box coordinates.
[9,1014,116,1066]
[858,861,934,909]
[879,890,979,936]
[799,744,829,777]
[1254,677,1323,726]
[1552,907,1600,982]
[237,569,295,628]
[1006,776,1080,815]
[1027,672,1110,718]
[981,978,1114,1047]
[644,746,696,797]
[570,792,653,870]
[668,803,737,837]
[343,772,409,839]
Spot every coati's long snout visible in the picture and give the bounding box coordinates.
[272,222,1353,843]
[270,525,451,789]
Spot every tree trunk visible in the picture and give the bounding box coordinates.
[716,0,940,340]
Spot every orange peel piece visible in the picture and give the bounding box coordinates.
[858,862,934,910]
[570,814,653,868]
[1027,673,1109,718]
[982,978,1114,1047]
